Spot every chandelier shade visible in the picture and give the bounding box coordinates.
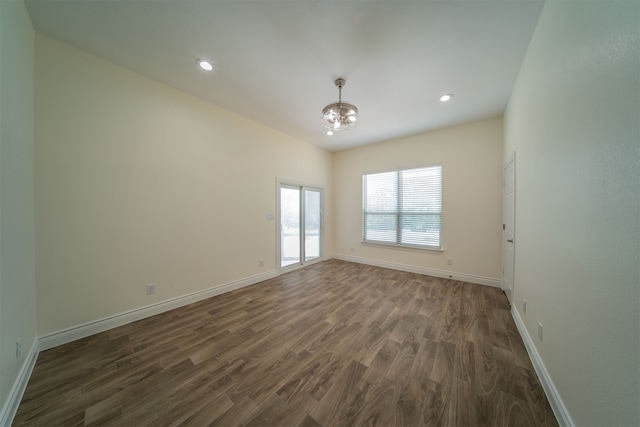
[321,78,358,131]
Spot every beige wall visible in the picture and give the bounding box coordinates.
[15,3,639,425]
[504,1,639,425]
[333,117,503,283]
[35,34,333,336]
[0,0,37,417]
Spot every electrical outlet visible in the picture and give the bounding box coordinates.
[146,283,156,295]
[538,322,543,341]
[522,299,527,314]
[16,338,22,359]
[259,259,264,267]
[447,258,453,266]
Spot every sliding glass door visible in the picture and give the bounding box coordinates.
[279,182,322,269]
[304,189,321,262]
[280,186,301,267]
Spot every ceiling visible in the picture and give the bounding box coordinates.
[25,0,545,152]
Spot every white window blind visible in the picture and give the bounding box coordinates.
[363,165,442,250]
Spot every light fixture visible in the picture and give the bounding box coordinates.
[440,93,453,102]
[322,78,358,132]
[196,59,213,71]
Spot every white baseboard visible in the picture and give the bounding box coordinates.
[27,256,499,353]
[39,270,278,351]
[0,339,39,427]
[332,253,501,288]
[3,262,570,427]
[3,258,496,426]
[511,306,574,427]
[2,270,277,426]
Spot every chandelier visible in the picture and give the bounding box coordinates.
[321,78,358,133]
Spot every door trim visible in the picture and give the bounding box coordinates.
[502,152,516,304]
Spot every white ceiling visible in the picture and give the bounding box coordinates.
[25,0,544,152]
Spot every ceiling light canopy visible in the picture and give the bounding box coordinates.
[322,78,358,132]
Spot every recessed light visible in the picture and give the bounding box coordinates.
[440,94,453,102]
[327,130,334,136]
[196,59,213,71]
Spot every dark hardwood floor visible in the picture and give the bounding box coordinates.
[14,259,557,426]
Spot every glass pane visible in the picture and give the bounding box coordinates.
[364,213,397,243]
[281,187,300,267]
[401,166,442,213]
[364,171,398,212]
[304,190,321,261]
[400,214,441,247]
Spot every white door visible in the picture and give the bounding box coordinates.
[503,153,516,304]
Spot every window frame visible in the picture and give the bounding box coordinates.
[362,164,443,251]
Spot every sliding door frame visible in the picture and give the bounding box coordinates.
[276,177,324,272]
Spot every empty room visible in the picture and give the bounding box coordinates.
[1,0,638,426]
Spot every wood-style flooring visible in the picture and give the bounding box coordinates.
[14,259,557,426]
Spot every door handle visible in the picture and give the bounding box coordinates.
[507,239,513,243]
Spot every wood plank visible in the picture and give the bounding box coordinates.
[13,259,557,427]
[309,359,367,426]
[421,379,451,426]
[395,377,427,426]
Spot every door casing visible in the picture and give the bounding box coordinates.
[502,153,516,304]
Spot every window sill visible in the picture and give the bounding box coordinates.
[361,240,444,253]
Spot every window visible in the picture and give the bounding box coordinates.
[363,164,442,250]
